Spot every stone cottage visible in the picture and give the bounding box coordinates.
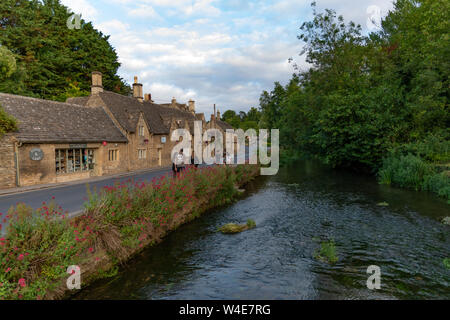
[0,72,207,189]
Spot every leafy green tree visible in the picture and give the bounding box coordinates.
[221,108,261,131]
[260,0,448,173]
[0,0,131,101]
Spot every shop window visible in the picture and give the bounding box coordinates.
[109,149,119,162]
[138,149,146,159]
[56,149,95,174]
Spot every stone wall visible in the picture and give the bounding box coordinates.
[0,134,17,189]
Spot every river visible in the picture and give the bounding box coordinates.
[74,160,450,300]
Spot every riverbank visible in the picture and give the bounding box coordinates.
[280,149,450,204]
[0,165,260,300]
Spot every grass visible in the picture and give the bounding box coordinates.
[379,154,450,203]
[314,240,338,264]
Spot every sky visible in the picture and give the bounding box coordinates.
[61,0,394,117]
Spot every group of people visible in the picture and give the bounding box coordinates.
[171,149,234,177]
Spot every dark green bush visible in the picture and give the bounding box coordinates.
[423,172,450,202]
[378,154,435,191]
[379,154,450,202]
[0,104,18,138]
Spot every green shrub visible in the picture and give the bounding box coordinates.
[423,172,450,202]
[390,133,450,164]
[379,153,450,202]
[378,154,435,191]
[0,104,18,138]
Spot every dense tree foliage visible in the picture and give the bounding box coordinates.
[221,107,262,131]
[259,1,449,199]
[260,0,449,171]
[0,0,131,101]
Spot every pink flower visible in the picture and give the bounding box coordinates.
[17,254,24,261]
[18,278,26,288]
[88,247,94,253]
[5,267,11,273]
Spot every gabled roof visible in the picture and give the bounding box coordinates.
[211,119,234,131]
[149,103,198,134]
[141,102,170,135]
[0,93,127,143]
[68,91,203,136]
[96,91,142,133]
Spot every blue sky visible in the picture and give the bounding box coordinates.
[61,0,394,117]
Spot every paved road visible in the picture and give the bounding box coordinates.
[0,151,250,228]
[0,167,174,217]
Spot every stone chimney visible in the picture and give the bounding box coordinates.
[171,97,177,108]
[91,71,103,95]
[188,99,195,113]
[133,76,143,102]
[211,104,216,122]
[144,93,152,102]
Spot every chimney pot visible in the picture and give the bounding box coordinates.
[133,76,143,102]
[188,99,195,113]
[144,93,152,102]
[91,71,103,95]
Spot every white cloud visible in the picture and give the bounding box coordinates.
[67,0,396,116]
[128,5,160,19]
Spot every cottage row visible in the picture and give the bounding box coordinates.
[0,72,233,190]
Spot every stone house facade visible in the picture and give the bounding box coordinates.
[0,72,207,190]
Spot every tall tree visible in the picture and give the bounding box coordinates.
[0,0,131,101]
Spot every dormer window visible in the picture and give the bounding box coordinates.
[138,125,145,136]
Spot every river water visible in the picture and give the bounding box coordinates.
[75,161,450,300]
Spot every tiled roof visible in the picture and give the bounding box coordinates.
[97,91,142,133]
[66,96,89,106]
[68,91,202,136]
[0,93,127,143]
[214,119,234,131]
[141,101,170,135]
[150,103,198,134]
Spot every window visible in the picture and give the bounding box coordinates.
[138,149,147,159]
[56,148,94,174]
[109,149,119,162]
[139,125,145,137]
